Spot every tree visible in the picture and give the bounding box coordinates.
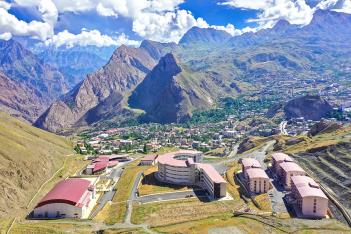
[143,144,148,154]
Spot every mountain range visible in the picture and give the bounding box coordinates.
[1,10,351,132]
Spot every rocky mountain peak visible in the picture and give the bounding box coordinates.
[272,19,291,31]
[139,39,177,60]
[157,53,182,74]
[179,26,232,45]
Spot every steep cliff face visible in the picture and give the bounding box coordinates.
[0,39,68,101]
[0,72,47,122]
[35,41,175,132]
[129,53,211,123]
[284,95,333,120]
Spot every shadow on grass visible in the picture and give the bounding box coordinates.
[141,172,210,202]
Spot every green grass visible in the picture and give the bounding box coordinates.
[95,160,150,224]
[138,166,192,196]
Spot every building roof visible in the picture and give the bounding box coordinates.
[108,161,119,167]
[197,163,227,184]
[93,161,109,173]
[241,158,261,169]
[291,176,328,199]
[141,154,158,161]
[280,162,305,173]
[36,178,92,208]
[246,168,269,179]
[157,150,202,167]
[94,156,110,162]
[272,153,293,162]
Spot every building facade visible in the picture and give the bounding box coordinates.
[271,152,294,175]
[33,178,95,219]
[246,168,271,194]
[291,176,328,218]
[157,150,226,199]
[280,162,305,189]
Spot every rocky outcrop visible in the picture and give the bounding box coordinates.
[129,53,210,123]
[284,95,333,120]
[0,72,48,122]
[35,41,174,132]
[308,120,342,136]
[0,39,68,101]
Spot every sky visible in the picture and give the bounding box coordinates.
[0,0,350,48]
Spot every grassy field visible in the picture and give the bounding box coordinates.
[138,166,192,196]
[153,214,351,234]
[132,198,240,227]
[10,220,95,234]
[253,194,272,212]
[94,160,150,224]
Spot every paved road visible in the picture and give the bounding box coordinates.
[266,169,288,214]
[125,172,143,224]
[137,189,208,204]
[242,140,276,169]
[90,161,134,219]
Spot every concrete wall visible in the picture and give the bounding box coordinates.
[33,203,86,219]
[158,163,195,184]
[302,196,328,218]
[248,177,270,194]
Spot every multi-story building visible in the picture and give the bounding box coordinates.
[291,176,328,218]
[157,150,226,199]
[271,152,294,175]
[280,162,305,189]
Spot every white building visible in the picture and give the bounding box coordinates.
[33,178,96,219]
[157,150,227,199]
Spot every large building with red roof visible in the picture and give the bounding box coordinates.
[33,178,95,219]
[157,150,226,199]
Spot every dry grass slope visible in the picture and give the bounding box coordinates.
[0,112,72,219]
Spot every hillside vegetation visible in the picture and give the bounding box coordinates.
[0,112,72,218]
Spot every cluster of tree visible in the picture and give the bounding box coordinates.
[187,96,278,125]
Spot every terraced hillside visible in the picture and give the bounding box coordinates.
[293,142,351,214]
[0,112,72,218]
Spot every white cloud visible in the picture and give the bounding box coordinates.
[44,29,139,48]
[0,32,12,40]
[219,0,272,10]
[220,0,351,29]
[96,3,117,17]
[0,1,11,10]
[0,7,53,40]
[5,0,350,46]
[316,0,351,13]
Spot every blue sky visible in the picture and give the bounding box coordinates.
[0,0,350,48]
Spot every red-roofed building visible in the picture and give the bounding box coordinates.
[33,178,95,219]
